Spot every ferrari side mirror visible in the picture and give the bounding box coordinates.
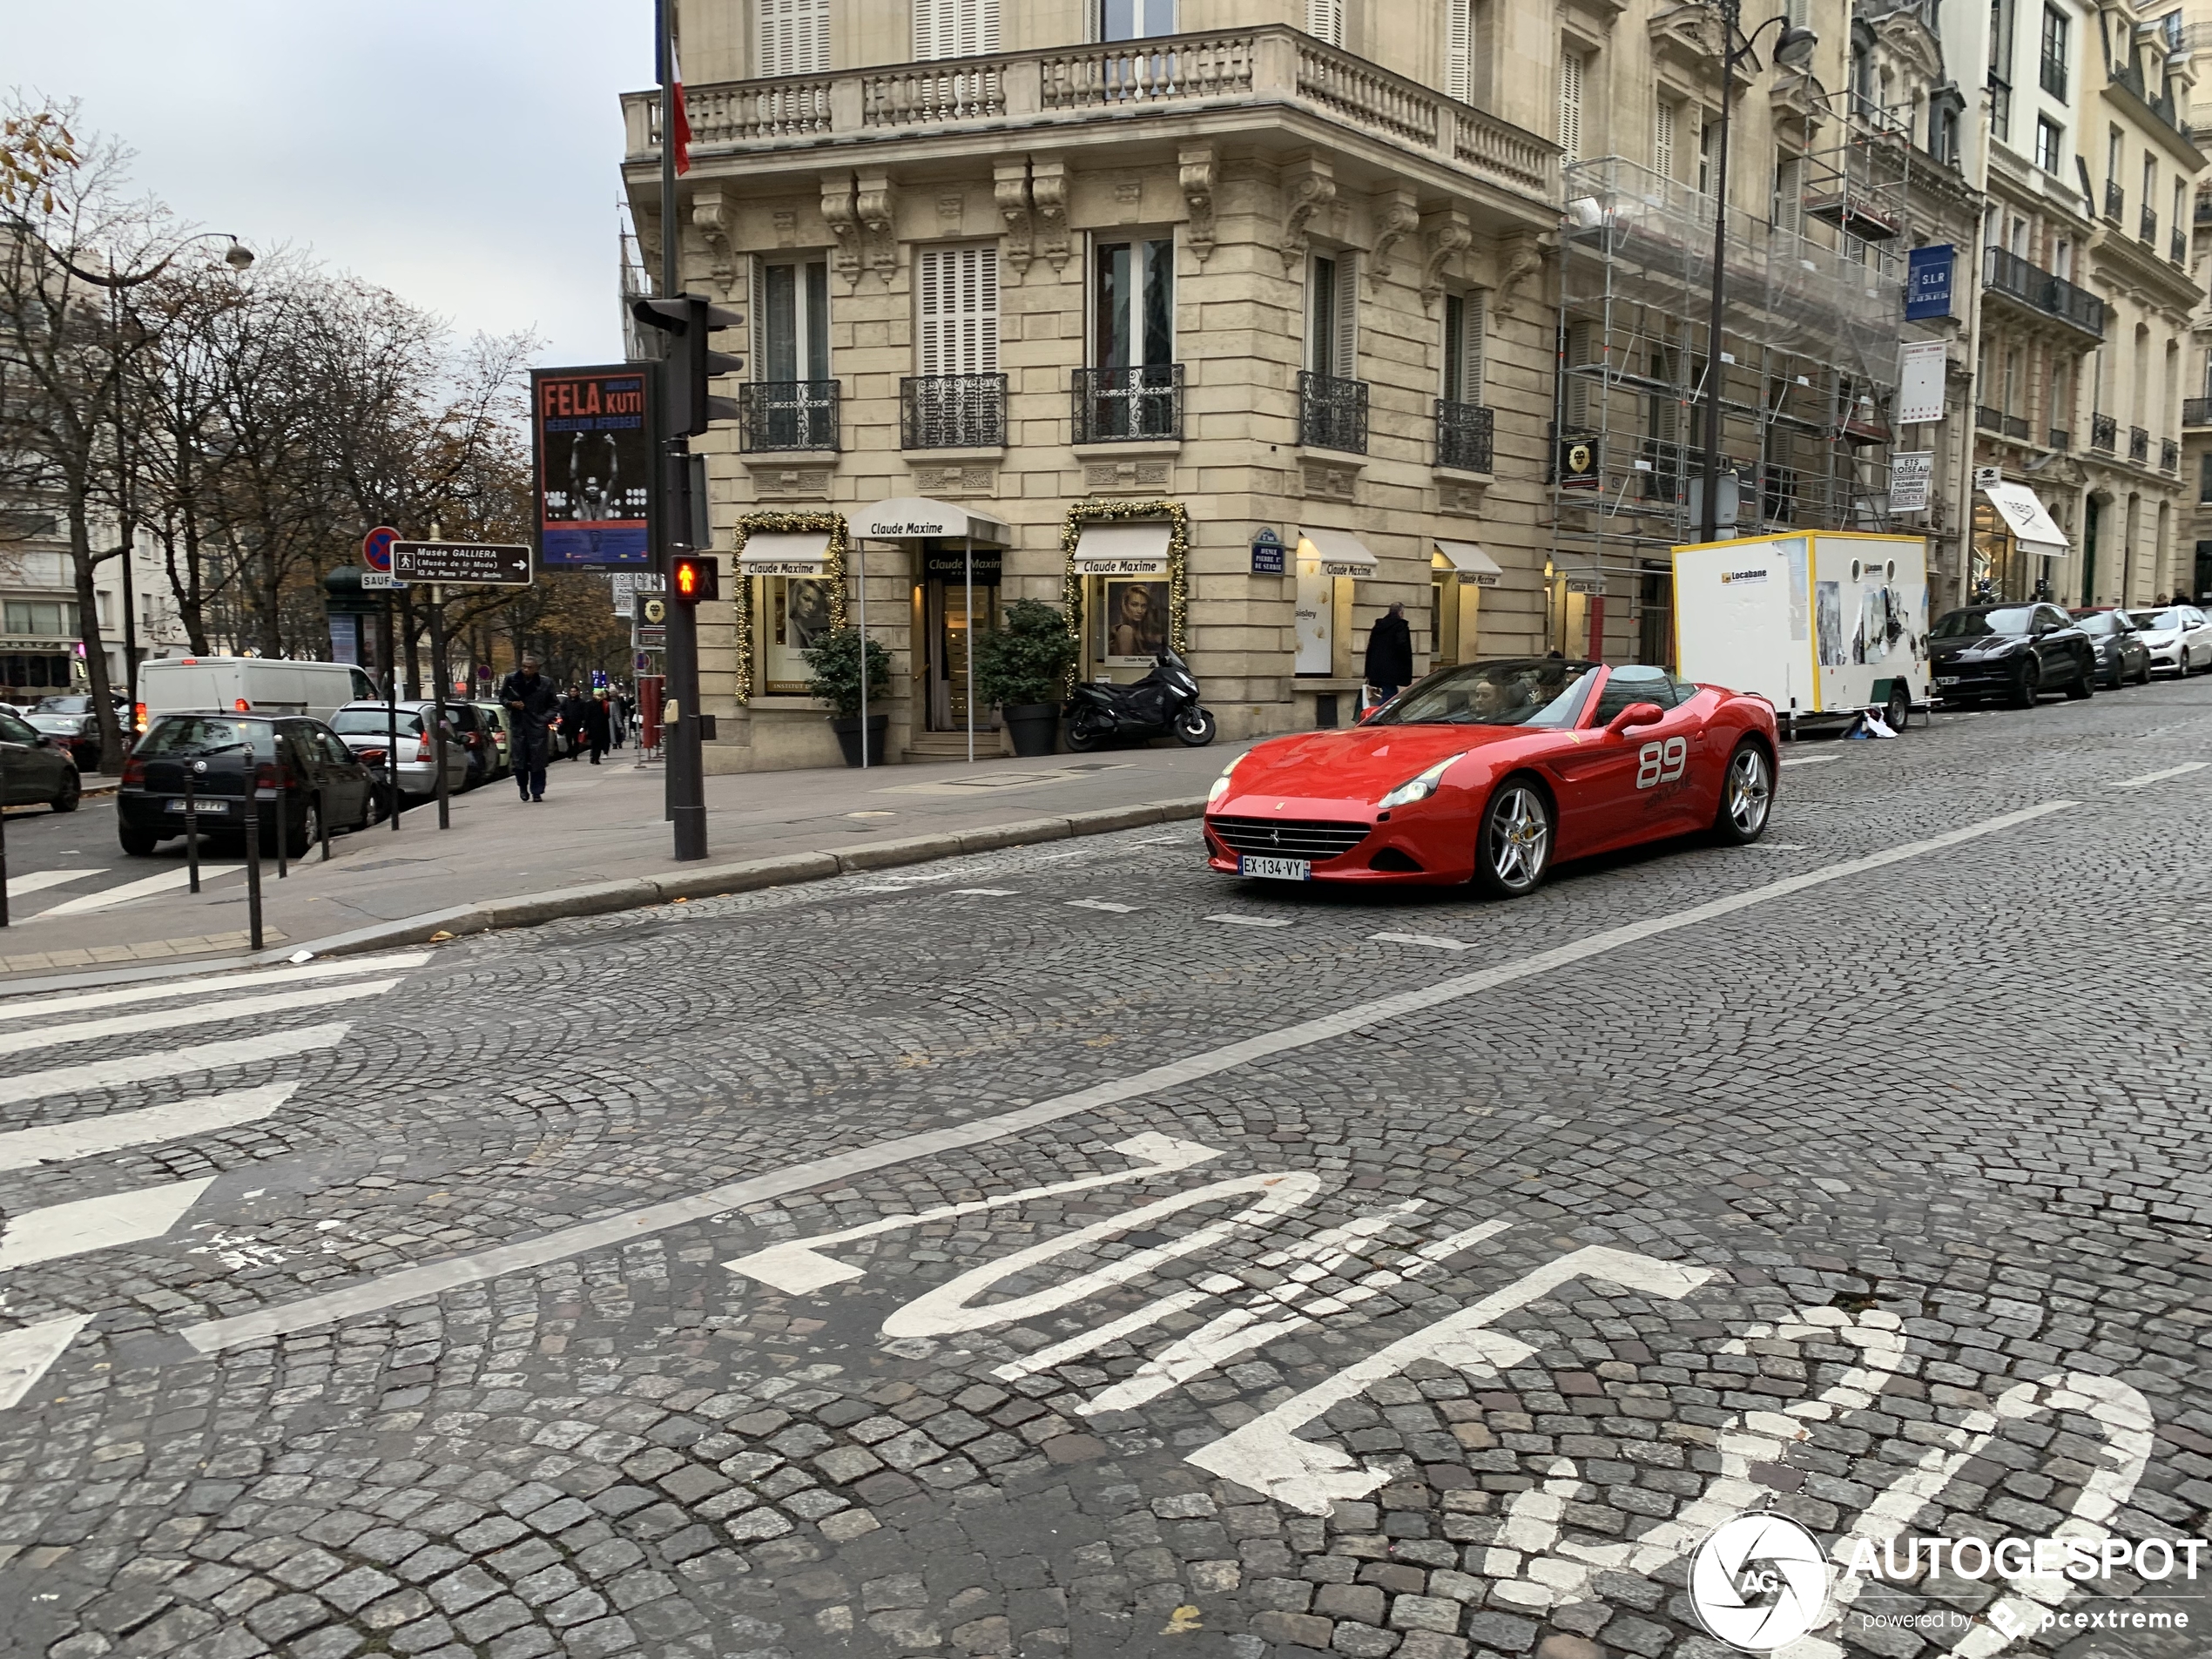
[1606,702,1664,734]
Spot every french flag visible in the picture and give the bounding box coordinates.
[669,39,693,175]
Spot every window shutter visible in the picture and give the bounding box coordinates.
[917,246,1000,376]
[1654,100,1676,181]
[1305,0,1343,47]
[1774,154,1803,234]
[1564,320,1593,429]
[1461,288,1485,404]
[761,0,829,73]
[1332,251,1358,381]
[919,0,998,57]
[1447,0,1474,102]
[1558,50,1584,163]
[751,258,767,380]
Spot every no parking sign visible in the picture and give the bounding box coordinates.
[361,526,397,572]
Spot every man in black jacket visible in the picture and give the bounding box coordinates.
[498,654,560,802]
[1364,602,1414,706]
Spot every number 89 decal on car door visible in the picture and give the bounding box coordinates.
[1635,737,1687,789]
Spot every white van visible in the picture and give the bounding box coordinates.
[137,657,377,730]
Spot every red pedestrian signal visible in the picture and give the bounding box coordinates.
[671,554,719,604]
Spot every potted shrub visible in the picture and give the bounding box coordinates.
[975,598,1080,757]
[803,627,893,766]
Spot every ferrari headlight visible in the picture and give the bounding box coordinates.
[1207,759,1241,806]
[1379,756,1456,809]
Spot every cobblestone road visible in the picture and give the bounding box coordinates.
[0,685,2207,1659]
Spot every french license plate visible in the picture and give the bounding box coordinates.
[165,799,229,813]
[1238,854,1311,881]
[1935,676,1959,687]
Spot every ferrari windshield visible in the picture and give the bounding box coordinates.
[1372,659,1602,727]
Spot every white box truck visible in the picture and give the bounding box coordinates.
[137,657,377,729]
[1671,531,1932,732]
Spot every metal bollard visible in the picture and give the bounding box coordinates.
[274,786,287,880]
[243,790,264,952]
[185,772,201,893]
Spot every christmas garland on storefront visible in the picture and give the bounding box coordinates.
[1057,497,1190,669]
[728,510,850,707]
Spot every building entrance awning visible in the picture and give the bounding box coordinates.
[1070,523,1171,575]
[1980,482,2068,558]
[1296,527,1379,577]
[1432,539,1503,586]
[737,530,833,576]
[853,497,1011,544]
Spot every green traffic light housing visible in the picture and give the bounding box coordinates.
[631,293,745,438]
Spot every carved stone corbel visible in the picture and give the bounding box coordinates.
[1419,209,1474,312]
[855,167,898,283]
[1178,144,1217,265]
[1281,154,1336,271]
[1493,228,1547,318]
[1031,158,1070,273]
[1368,185,1420,290]
[692,189,735,298]
[820,171,860,287]
[994,159,1035,276]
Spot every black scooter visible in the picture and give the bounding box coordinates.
[1064,649,1217,750]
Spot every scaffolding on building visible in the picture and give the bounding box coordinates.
[1549,114,1935,657]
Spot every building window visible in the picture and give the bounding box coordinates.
[916,246,1000,376]
[1307,251,1358,379]
[1305,0,1343,47]
[1558,47,1586,163]
[2,600,78,638]
[1698,118,1717,194]
[1654,98,1677,180]
[1100,0,1172,39]
[2199,451,2212,502]
[2040,7,2068,99]
[1094,238,1173,370]
[2142,153,2158,209]
[914,0,999,60]
[757,260,830,383]
[2035,116,2062,173]
[1445,0,1487,104]
[1441,290,1484,405]
[759,0,831,74]
[1771,153,1804,233]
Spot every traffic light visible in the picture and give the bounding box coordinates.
[630,293,745,438]
[671,553,720,604]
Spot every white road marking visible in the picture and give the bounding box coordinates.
[3,868,107,901]
[0,980,396,1061]
[1205,914,1292,928]
[174,799,2074,1354]
[0,1084,294,1172]
[1371,932,1471,952]
[1777,755,1838,768]
[0,952,429,1025]
[0,1177,217,1269]
[28,865,243,920]
[1743,842,1808,851]
[2107,761,2208,788]
[0,1315,93,1410]
[949,888,1017,897]
[991,1289,1217,1385]
[0,1024,351,1112]
[1066,899,1139,913]
[1187,1245,1714,1513]
[724,1132,1220,1293]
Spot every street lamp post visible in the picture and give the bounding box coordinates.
[1695,4,1818,544]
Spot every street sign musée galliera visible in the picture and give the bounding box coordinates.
[391,541,535,587]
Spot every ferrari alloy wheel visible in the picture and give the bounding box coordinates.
[1715,742,1772,845]
[1474,779,1552,899]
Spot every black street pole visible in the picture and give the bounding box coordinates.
[659,0,708,861]
[1697,0,1739,546]
[429,583,451,832]
[383,591,401,832]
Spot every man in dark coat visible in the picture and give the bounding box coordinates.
[497,654,560,802]
[582,690,612,764]
[558,688,590,762]
[1364,602,1414,705]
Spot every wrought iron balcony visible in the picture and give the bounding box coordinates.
[737,380,840,452]
[2184,397,2212,428]
[1976,404,2004,431]
[2141,205,2159,244]
[2048,428,2071,451]
[2129,425,2149,464]
[2106,179,2125,222]
[2162,438,2181,473]
[1981,246,2106,338]
[1070,364,1183,442]
[1298,370,1368,454]
[1434,399,1494,471]
[900,374,1007,449]
[2003,414,2030,440]
[2092,412,2117,452]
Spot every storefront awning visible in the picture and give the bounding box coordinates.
[1069,522,1171,575]
[738,530,833,576]
[1296,527,1379,577]
[1981,482,2069,559]
[1432,539,1503,587]
[853,497,1011,544]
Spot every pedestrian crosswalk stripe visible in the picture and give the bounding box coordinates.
[2107,761,2208,789]
[2,868,107,901]
[1067,899,1139,913]
[1371,931,1472,951]
[0,951,431,1025]
[26,865,243,920]
[0,1083,294,1173]
[1205,914,1293,928]
[0,1023,351,1111]
[0,1177,216,1269]
[0,1315,93,1411]
[0,979,397,1061]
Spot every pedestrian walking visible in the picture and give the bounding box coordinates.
[583,689,612,765]
[559,687,590,762]
[498,654,559,802]
[1364,601,1413,707]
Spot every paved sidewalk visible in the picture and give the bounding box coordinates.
[0,742,1243,982]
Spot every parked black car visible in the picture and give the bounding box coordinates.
[24,693,125,771]
[117,712,381,858]
[0,705,83,812]
[1928,603,2096,706]
[2069,608,2155,688]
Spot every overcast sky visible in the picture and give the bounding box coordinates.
[9,0,655,367]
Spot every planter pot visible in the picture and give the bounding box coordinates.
[1003,703,1059,758]
[829,713,890,767]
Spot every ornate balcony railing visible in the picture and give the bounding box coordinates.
[2048,428,2071,450]
[2183,397,2212,427]
[1298,370,1368,454]
[1434,400,1494,471]
[2141,205,2159,244]
[1070,364,1183,442]
[900,374,1007,449]
[2092,412,2117,452]
[2106,179,2125,222]
[737,381,840,452]
[2162,438,2181,473]
[2129,425,2150,464]
[2003,414,2030,440]
[1976,403,2004,430]
[624,27,1554,200]
[1982,246,2106,337]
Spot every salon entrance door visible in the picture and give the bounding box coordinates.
[921,546,1001,733]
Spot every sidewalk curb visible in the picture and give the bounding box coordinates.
[255,798,1208,964]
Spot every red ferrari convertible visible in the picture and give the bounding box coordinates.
[1204,659,1778,896]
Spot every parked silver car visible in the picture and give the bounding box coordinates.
[327,702,470,800]
[2132,605,2212,676]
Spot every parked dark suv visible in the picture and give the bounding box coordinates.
[118,712,382,858]
[1928,603,2096,706]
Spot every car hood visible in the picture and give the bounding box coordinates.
[1930,635,2023,656]
[1221,724,1533,805]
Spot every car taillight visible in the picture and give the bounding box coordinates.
[121,756,145,786]
[132,702,147,732]
[415,738,433,761]
[253,762,280,791]
[234,698,251,711]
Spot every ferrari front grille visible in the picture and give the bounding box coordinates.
[1208,816,1372,861]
